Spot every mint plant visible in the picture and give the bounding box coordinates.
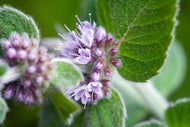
[0,0,189,127]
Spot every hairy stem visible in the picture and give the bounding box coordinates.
[112,71,168,120]
[0,67,21,89]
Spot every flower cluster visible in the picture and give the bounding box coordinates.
[0,33,54,105]
[58,14,121,106]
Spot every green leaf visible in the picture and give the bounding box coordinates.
[70,88,126,127]
[0,6,39,40]
[0,97,8,124]
[134,119,163,127]
[97,0,178,82]
[39,89,126,127]
[50,90,80,121]
[165,98,190,127]
[39,98,68,127]
[0,60,7,77]
[151,40,187,97]
[51,58,82,89]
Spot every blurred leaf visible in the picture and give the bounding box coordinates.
[50,90,80,121]
[0,97,8,124]
[80,0,97,22]
[39,98,67,127]
[69,88,126,127]
[134,119,163,127]
[51,58,82,89]
[165,98,190,127]
[152,40,187,97]
[0,6,39,40]
[97,0,178,82]
[0,60,7,77]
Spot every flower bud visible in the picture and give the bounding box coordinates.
[101,79,111,87]
[105,34,113,47]
[95,48,103,57]
[92,71,100,81]
[109,47,119,56]
[95,59,104,70]
[110,58,121,67]
[7,48,16,59]
[103,65,112,78]
[26,66,36,74]
[17,50,27,60]
[94,26,106,42]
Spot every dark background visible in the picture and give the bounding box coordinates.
[0,0,190,127]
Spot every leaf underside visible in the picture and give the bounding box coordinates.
[97,0,177,82]
[0,6,39,40]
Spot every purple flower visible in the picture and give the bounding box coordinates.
[1,32,54,105]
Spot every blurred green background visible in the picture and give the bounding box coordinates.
[0,0,189,127]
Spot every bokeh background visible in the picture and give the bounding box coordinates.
[0,0,189,127]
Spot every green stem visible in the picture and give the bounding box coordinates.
[112,71,168,120]
[0,67,21,89]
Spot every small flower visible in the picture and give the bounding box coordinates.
[0,32,54,105]
[58,14,121,106]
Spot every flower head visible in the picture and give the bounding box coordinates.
[57,14,121,107]
[1,32,54,105]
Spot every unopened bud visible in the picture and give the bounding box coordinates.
[17,50,27,60]
[110,47,119,56]
[110,58,121,67]
[26,66,36,74]
[95,59,104,70]
[103,65,112,78]
[92,71,100,81]
[105,34,113,47]
[7,48,16,59]
[95,26,106,42]
[95,48,103,57]
[101,79,111,87]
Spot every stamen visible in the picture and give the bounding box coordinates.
[64,24,72,32]
[89,13,92,24]
[75,15,83,26]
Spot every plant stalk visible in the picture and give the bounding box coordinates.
[112,71,168,121]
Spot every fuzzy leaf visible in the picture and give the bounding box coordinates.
[151,40,187,97]
[51,59,82,89]
[0,6,39,40]
[0,97,8,124]
[39,89,126,127]
[69,88,126,127]
[97,0,178,82]
[134,119,163,127]
[50,90,80,121]
[165,98,190,127]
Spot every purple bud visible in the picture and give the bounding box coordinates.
[110,47,119,56]
[1,40,12,49]
[28,49,36,63]
[6,48,16,59]
[101,79,111,87]
[31,39,38,47]
[105,34,113,47]
[35,76,44,85]
[38,56,47,63]
[17,86,25,102]
[11,39,20,48]
[17,50,27,60]
[4,89,14,99]
[95,26,106,42]
[43,74,51,80]
[38,47,47,55]
[25,89,34,105]
[92,71,100,81]
[22,77,32,87]
[95,48,103,57]
[113,40,119,46]
[26,66,36,74]
[21,35,30,49]
[110,58,121,67]
[103,65,112,78]
[37,65,46,73]
[95,59,104,70]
